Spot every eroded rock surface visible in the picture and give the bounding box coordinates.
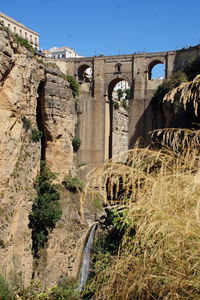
[0,28,91,288]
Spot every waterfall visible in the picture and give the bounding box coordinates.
[78,223,97,290]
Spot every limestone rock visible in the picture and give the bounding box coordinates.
[0,28,86,288]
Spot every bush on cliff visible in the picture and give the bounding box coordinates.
[30,128,43,142]
[62,175,85,193]
[72,136,81,152]
[66,74,79,97]
[14,34,35,53]
[151,71,188,107]
[0,275,14,300]
[184,56,200,80]
[29,162,62,257]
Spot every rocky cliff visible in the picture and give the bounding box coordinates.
[0,28,94,289]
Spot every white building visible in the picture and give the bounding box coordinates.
[43,46,81,59]
[0,12,39,49]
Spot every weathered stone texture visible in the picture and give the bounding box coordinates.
[0,30,45,286]
[0,29,83,288]
[113,107,129,156]
[44,72,77,179]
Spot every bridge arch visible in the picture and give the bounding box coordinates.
[77,63,93,82]
[105,77,132,159]
[148,59,166,80]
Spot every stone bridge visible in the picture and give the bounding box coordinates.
[47,45,200,166]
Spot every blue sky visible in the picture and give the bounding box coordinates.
[1,0,200,57]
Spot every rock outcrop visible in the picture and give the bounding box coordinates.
[0,28,91,288]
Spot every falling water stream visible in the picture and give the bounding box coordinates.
[78,223,97,290]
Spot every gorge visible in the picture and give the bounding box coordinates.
[0,23,200,300]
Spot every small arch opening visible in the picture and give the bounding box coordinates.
[149,61,165,80]
[77,64,92,82]
[115,63,122,74]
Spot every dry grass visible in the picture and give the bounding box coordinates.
[82,129,200,299]
[163,75,200,116]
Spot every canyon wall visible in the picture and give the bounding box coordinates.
[0,28,94,288]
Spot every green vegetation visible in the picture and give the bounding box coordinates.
[72,136,81,152]
[17,279,80,300]
[21,116,42,142]
[62,175,85,193]
[14,34,35,53]
[124,88,131,100]
[113,101,119,109]
[48,279,80,300]
[22,116,31,130]
[184,56,200,80]
[121,99,129,111]
[0,275,14,300]
[30,128,42,142]
[81,128,200,299]
[66,74,79,97]
[0,25,35,53]
[152,70,188,106]
[28,162,62,257]
[117,88,123,100]
[115,88,130,111]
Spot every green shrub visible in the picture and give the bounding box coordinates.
[184,57,200,80]
[22,116,31,130]
[117,89,123,100]
[29,162,62,256]
[30,128,42,142]
[152,71,188,107]
[125,88,131,100]
[14,34,35,53]
[72,137,81,152]
[0,275,14,300]
[62,175,85,193]
[113,101,119,109]
[0,26,35,53]
[49,279,80,300]
[121,99,129,111]
[66,75,79,97]
[17,280,47,300]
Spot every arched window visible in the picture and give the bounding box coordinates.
[148,60,165,80]
[115,63,122,74]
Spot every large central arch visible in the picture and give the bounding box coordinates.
[105,77,132,159]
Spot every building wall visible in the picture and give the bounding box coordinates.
[0,12,39,49]
[51,49,79,59]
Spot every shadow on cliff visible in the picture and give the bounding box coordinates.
[129,99,200,149]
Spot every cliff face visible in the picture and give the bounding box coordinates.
[113,106,129,156]
[0,29,88,288]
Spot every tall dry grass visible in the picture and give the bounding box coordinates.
[82,129,200,300]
